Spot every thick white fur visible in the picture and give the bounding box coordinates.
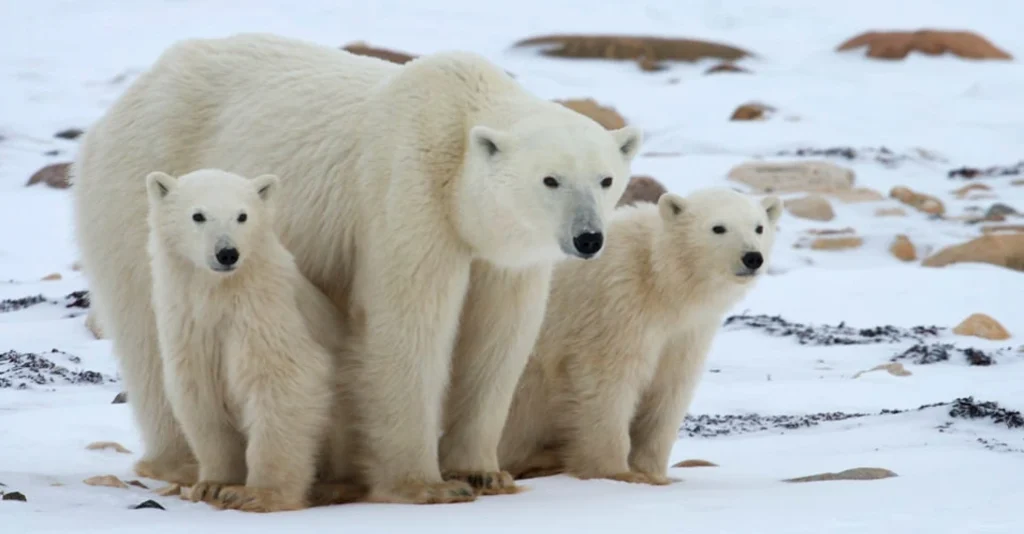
[70,32,642,504]
[146,168,352,512]
[498,187,782,484]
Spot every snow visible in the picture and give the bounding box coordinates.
[2,0,1024,532]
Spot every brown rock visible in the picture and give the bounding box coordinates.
[554,98,626,130]
[727,161,855,194]
[953,313,1011,340]
[26,162,72,189]
[617,176,667,207]
[810,236,863,251]
[112,391,127,404]
[1013,179,1024,187]
[83,475,130,489]
[41,273,62,281]
[875,207,908,217]
[784,467,898,483]
[127,480,149,489]
[853,362,912,378]
[889,186,945,216]
[704,62,750,75]
[512,34,752,63]
[341,41,416,64]
[730,102,775,121]
[836,30,1012,61]
[829,187,885,203]
[2,491,27,501]
[784,194,835,221]
[922,234,1024,271]
[953,183,992,198]
[982,224,1024,234]
[673,459,718,468]
[85,441,132,454]
[889,235,917,262]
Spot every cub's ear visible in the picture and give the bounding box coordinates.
[145,171,177,204]
[761,195,782,223]
[468,125,512,158]
[610,126,643,161]
[658,192,686,222]
[251,174,279,201]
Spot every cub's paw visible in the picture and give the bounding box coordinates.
[210,485,307,513]
[443,470,522,495]
[368,479,477,505]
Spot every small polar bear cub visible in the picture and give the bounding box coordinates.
[498,187,782,485]
[145,168,336,513]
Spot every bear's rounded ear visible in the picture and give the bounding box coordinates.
[468,125,511,158]
[252,174,279,201]
[610,126,643,162]
[145,171,177,203]
[658,192,686,222]
[761,195,782,223]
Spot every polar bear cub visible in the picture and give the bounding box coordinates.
[498,187,782,484]
[145,168,341,512]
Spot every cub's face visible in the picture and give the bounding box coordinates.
[145,169,278,275]
[658,187,782,285]
[457,114,643,268]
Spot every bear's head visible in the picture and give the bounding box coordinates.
[657,187,781,286]
[457,112,643,268]
[145,168,279,276]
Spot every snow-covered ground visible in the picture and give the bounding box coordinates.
[2,1,1024,532]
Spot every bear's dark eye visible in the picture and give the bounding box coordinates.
[543,176,560,189]
[237,212,248,223]
[192,212,206,223]
[755,225,764,234]
[712,225,727,234]
[600,177,613,189]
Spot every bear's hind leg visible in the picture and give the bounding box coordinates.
[115,312,198,486]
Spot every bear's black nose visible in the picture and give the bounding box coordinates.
[572,232,604,258]
[216,247,240,267]
[741,251,763,270]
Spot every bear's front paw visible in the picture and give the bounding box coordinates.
[182,480,230,503]
[442,469,522,495]
[368,479,477,505]
[207,485,307,513]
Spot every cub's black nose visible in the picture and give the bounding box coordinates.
[741,251,763,270]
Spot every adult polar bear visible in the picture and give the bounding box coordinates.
[72,33,642,505]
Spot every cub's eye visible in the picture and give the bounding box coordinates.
[712,225,726,234]
[755,225,764,234]
[237,213,248,223]
[543,176,560,189]
[192,212,206,223]
[600,177,613,189]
